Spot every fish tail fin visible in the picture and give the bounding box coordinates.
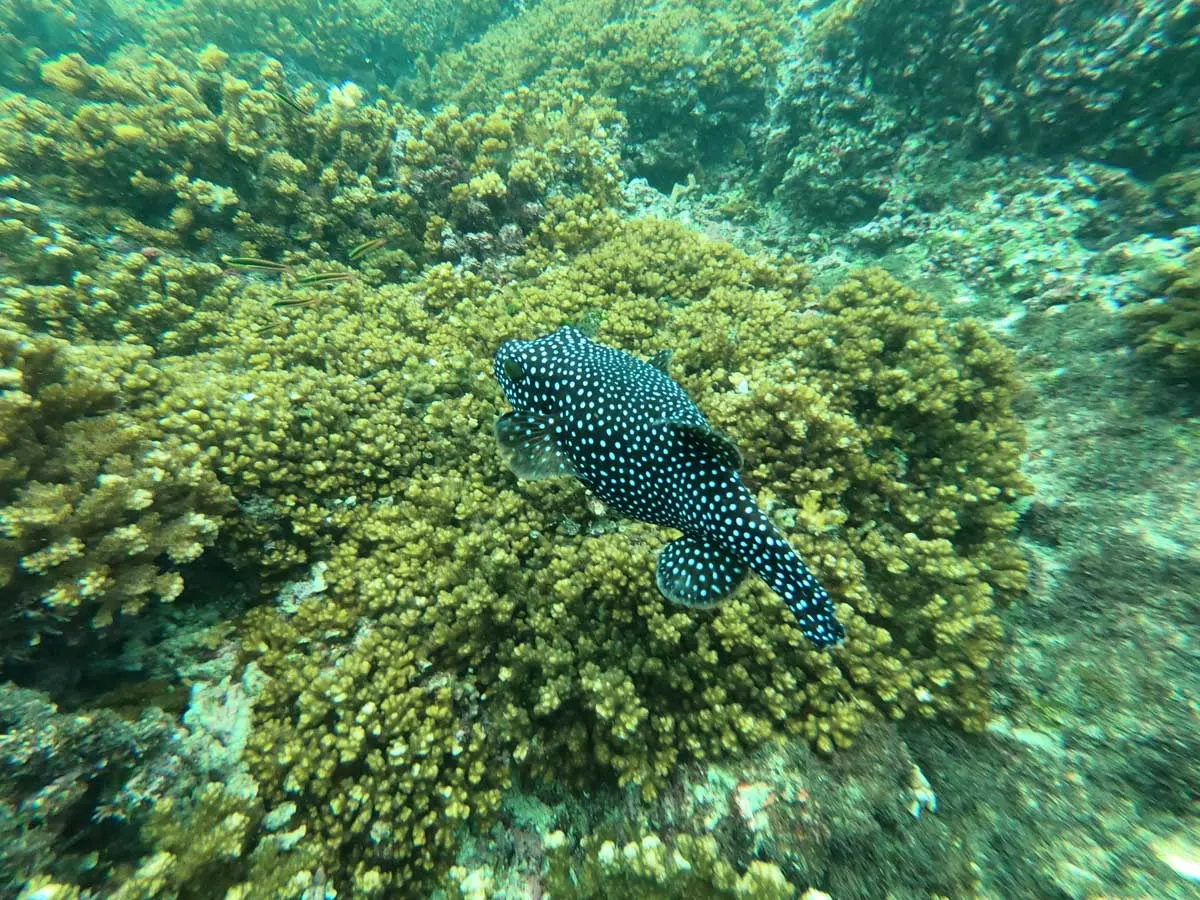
[786,585,845,649]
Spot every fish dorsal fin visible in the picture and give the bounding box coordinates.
[646,349,673,374]
[495,411,575,480]
[659,421,742,471]
[557,325,591,343]
[657,535,749,608]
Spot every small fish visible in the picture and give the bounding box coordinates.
[494,326,844,649]
[271,89,308,114]
[222,256,291,272]
[348,237,387,261]
[294,271,355,285]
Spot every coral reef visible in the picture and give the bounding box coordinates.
[0,681,189,890]
[1124,244,1200,380]
[445,721,979,899]
[0,607,336,898]
[762,0,1200,228]
[0,324,232,654]
[386,89,624,277]
[0,35,622,665]
[543,831,799,899]
[1,0,1197,896]
[245,620,509,897]
[419,0,792,188]
[806,0,1200,163]
[0,1,517,109]
[0,0,135,89]
[194,216,1029,894]
[760,55,908,228]
[106,758,323,899]
[142,0,516,90]
[0,185,99,286]
[0,193,226,349]
[1,45,622,276]
[489,227,1027,766]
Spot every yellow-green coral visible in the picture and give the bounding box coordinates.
[423,0,788,113]
[141,0,513,89]
[153,217,1031,895]
[1125,246,1200,377]
[0,186,98,284]
[6,48,373,245]
[2,46,622,275]
[2,30,1029,886]
[0,6,1036,894]
[541,830,798,899]
[110,780,329,900]
[0,191,1028,892]
[419,0,792,182]
[0,325,232,649]
[243,624,508,897]
[0,207,226,349]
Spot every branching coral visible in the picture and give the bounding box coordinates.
[388,87,624,276]
[4,47,385,247]
[0,227,226,351]
[471,225,1026,772]
[2,17,1028,889]
[1,46,623,278]
[542,831,798,899]
[419,0,792,186]
[1124,246,1200,379]
[140,0,516,90]
[109,779,327,900]
[182,217,1031,894]
[0,186,98,285]
[243,621,509,897]
[0,324,232,652]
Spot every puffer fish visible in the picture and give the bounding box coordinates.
[493,326,845,649]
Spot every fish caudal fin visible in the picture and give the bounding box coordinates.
[656,536,748,608]
[495,412,575,480]
[790,601,844,649]
[780,577,844,649]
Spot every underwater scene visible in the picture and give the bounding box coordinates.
[0,0,1197,897]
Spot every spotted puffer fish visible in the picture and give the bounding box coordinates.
[493,326,844,649]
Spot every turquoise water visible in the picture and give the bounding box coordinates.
[1,1,1197,897]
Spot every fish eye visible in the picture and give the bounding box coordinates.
[502,358,526,383]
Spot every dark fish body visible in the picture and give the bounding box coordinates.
[494,326,844,649]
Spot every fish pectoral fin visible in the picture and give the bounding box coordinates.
[656,536,748,609]
[494,412,575,480]
[658,421,742,471]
